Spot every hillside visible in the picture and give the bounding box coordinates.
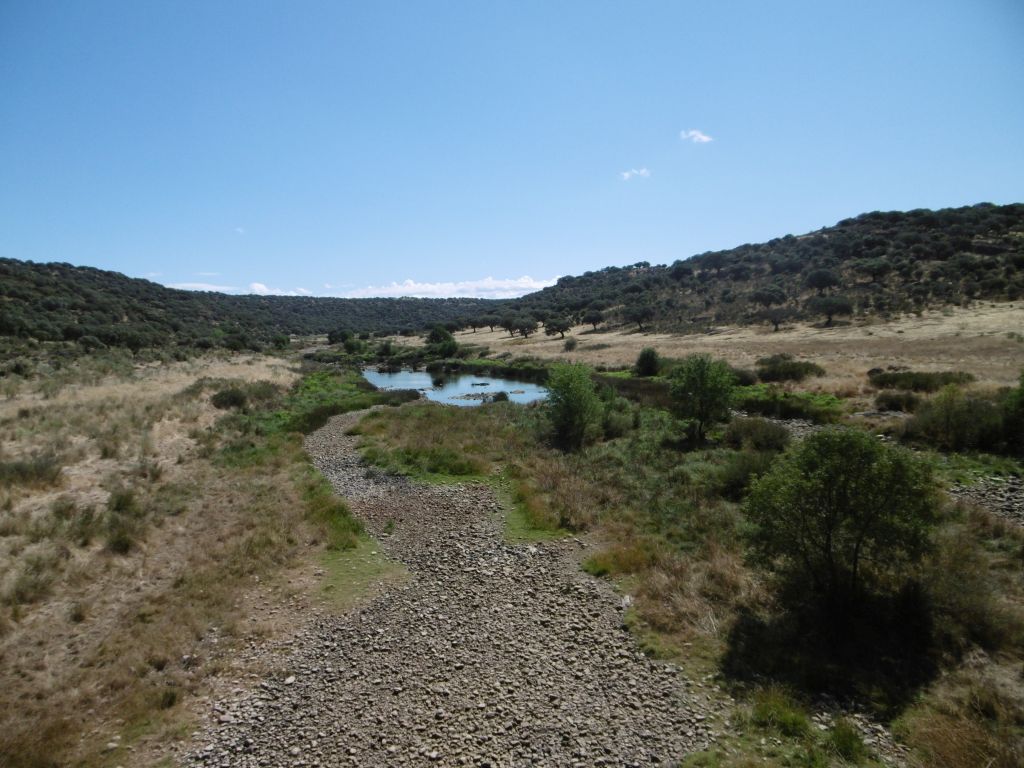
[1,203,1022,355]
[506,202,1024,331]
[0,259,490,351]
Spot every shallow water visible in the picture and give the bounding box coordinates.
[362,368,548,407]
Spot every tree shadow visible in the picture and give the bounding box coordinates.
[722,583,941,717]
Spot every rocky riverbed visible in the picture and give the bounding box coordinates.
[183,409,719,767]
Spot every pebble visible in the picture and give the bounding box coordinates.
[181,407,720,767]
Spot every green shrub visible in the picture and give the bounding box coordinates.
[902,386,1003,451]
[211,387,247,410]
[670,354,736,443]
[727,366,758,386]
[746,428,939,609]
[875,390,920,412]
[868,369,975,392]
[749,687,811,738]
[0,454,62,487]
[825,718,867,762]
[756,353,825,383]
[723,417,791,451]
[735,384,842,424]
[546,363,602,451]
[563,337,578,352]
[635,347,661,377]
[715,450,777,501]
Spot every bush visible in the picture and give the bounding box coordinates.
[563,337,578,352]
[875,390,920,412]
[755,353,825,383]
[746,428,939,610]
[723,417,791,451]
[211,387,247,410]
[715,450,777,501]
[902,386,1003,451]
[635,347,661,377]
[0,454,62,487]
[670,355,736,443]
[869,369,975,392]
[728,366,759,386]
[546,363,602,451]
[735,384,842,424]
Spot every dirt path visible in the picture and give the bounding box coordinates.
[183,410,719,766]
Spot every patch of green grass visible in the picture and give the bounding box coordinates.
[749,687,812,738]
[734,384,843,423]
[923,450,1023,486]
[318,536,407,613]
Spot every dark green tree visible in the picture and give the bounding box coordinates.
[806,269,841,295]
[806,295,853,325]
[745,428,938,609]
[544,317,572,339]
[669,354,736,443]
[583,308,604,330]
[546,363,602,451]
[634,347,661,377]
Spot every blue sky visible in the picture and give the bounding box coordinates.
[2,1,1022,298]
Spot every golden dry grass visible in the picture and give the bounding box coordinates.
[455,301,1024,393]
[0,353,369,767]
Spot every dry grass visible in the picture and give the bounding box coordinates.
[453,302,1024,400]
[0,353,359,767]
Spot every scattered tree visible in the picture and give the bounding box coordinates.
[669,354,736,443]
[546,363,602,451]
[745,428,939,610]
[750,286,786,308]
[635,347,661,377]
[515,317,538,338]
[583,308,604,330]
[806,295,853,326]
[544,317,572,339]
[623,304,654,331]
[806,269,841,295]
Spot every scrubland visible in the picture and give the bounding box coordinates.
[0,353,406,767]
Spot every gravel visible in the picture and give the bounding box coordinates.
[183,408,718,767]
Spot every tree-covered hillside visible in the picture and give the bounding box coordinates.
[1,203,1022,354]
[503,202,1024,331]
[0,259,490,350]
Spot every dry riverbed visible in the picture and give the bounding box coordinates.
[182,410,722,767]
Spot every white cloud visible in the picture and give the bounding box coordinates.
[169,282,240,292]
[235,227,246,235]
[620,167,651,181]
[143,271,162,278]
[196,271,220,277]
[247,282,311,297]
[680,129,713,143]
[342,275,558,300]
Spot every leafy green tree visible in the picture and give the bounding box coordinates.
[481,314,501,332]
[745,428,938,609]
[583,308,604,330]
[750,286,786,308]
[669,354,736,442]
[806,295,853,325]
[425,325,457,356]
[544,317,572,339]
[546,363,602,451]
[328,328,353,344]
[755,306,797,332]
[634,347,661,377]
[514,316,538,338]
[806,268,841,295]
[623,303,654,331]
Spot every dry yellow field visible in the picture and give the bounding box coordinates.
[455,301,1024,393]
